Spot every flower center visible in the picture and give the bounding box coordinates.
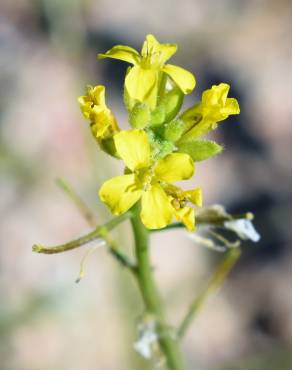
[136,167,155,191]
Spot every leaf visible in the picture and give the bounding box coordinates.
[177,140,223,161]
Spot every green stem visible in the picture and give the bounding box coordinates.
[130,205,187,370]
[32,212,130,255]
[178,248,241,339]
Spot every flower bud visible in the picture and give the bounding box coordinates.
[129,103,151,129]
[164,119,185,142]
[161,87,184,122]
[149,105,166,126]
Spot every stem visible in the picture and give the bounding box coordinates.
[178,248,241,339]
[32,212,130,255]
[55,179,135,271]
[130,205,187,370]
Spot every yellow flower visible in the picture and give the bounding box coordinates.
[99,130,202,230]
[179,83,240,141]
[98,34,196,108]
[78,85,119,139]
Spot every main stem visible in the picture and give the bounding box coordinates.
[130,205,187,370]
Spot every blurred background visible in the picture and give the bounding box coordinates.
[1,0,292,369]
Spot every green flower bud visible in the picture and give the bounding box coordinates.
[161,87,184,122]
[150,105,166,126]
[129,103,151,129]
[164,119,185,142]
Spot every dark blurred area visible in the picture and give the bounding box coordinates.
[1,1,292,369]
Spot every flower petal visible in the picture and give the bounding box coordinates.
[202,83,230,105]
[114,130,151,171]
[98,45,141,65]
[125,66,157,103]
[141,34,177,65]
[222,98,240,116]
[163,64,196,94]
[141,185,173,229]
[183,187,202,206]
[155,153,194,183]
[99,174,142,215]
[174,207,195,231]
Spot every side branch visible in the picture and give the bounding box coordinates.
[32,212,130,255]
[177,248,241,339]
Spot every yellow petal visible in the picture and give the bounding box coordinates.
[78,96,92,120]
[90,85,106,106]
[90,120,109,138]
[163,64,196,94]
[114,130,150,171]
[201,83,240,121]
[99,174,142,215]
[98,45,141,65]
[183,187,203,207]
[125,65,157,103]
[141,34,177,65]
[141,185,173,229]
[222,98,240,116]
[202,83,229,106]
[174,207,195,231]
[155,153,194,183]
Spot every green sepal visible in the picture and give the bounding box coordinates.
[129,103,151,129]
[149,87,184,127]
[164,119,184,142]
[177,140,223,162]
[99,137,119,158]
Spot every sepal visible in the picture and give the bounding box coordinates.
[177,140,223,162]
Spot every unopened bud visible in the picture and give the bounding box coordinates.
[161,87,184,122]
[129,103,151,129]
[164,119,185,142]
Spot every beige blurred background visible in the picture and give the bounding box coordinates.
[1,0,292,369]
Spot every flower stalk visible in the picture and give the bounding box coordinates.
[130,204,187,370]
[178,248,241,339]
[32,212,136,272]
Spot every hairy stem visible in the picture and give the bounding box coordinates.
[178,248,241,339]
[131,205,187,370]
